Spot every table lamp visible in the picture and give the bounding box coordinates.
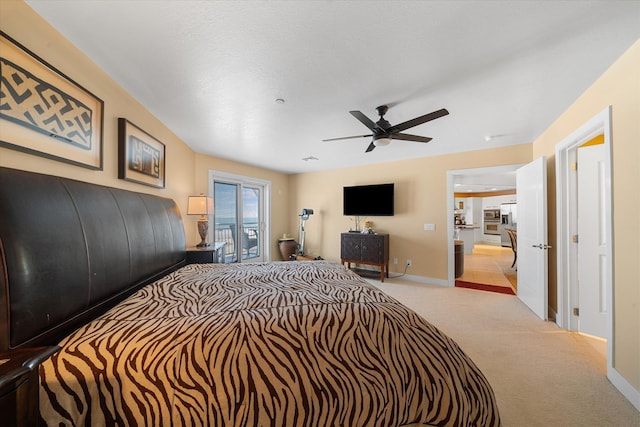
[187,195,214,247]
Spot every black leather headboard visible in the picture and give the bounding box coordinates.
[0,167,186,351]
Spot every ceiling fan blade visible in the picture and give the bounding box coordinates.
[365,142,376,153]
[391,108,449,133]
[392,133,433,143]
[350,111,379,132]
[322,134,372,142]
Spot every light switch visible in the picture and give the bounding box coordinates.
[424,223,435,231]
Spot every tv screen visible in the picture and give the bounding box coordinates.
[343,183,394,216]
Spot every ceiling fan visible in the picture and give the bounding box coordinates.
[323,105,449,152]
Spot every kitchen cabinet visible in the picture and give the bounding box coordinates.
[457,227,478,254]
[460,197,482,225]
[483,234,502,245]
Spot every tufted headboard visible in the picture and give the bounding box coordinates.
[0,167,186,351]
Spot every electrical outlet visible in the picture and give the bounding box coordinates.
[424,223,435,231]
[406,259,412,267]
[393,257,398,265]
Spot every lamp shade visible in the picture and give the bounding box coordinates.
[187,195,214,215]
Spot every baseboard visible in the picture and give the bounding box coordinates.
[608,366,640,412]
[387,273,451,287]
[351,265,450,287]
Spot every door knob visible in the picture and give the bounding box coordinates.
[532,244,553,249]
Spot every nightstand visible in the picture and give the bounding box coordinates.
[0,346,60,427]
[186,241,227,264]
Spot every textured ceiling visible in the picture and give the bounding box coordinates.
[25,1,640,178]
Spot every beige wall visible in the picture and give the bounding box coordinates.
[532,39,640,391]
[289,144,532,278]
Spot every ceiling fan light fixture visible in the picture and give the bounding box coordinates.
[373,137,391,147]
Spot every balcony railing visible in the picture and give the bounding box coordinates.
[214,222,259,262]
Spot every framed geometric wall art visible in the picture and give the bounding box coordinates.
[118,118,166,188]
[0,32,104,170]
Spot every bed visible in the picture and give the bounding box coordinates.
[0,167,500,426]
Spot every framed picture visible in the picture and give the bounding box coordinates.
[118,118,166,188]
[0,32,104,170]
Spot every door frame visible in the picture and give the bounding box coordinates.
[555,106,618,383]
[208,169,272,262]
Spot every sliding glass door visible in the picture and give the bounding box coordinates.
[210,172,270,263]
[241,185,261,260]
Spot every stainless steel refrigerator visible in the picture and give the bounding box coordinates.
[500,203,517,247]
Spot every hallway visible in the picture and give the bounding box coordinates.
[458,244,517,293]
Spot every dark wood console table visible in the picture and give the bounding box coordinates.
[340,232,389,282]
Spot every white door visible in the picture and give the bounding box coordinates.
[577,144,608,338]
[516,157,549,320]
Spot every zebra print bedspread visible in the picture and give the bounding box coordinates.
[39,261,500,426]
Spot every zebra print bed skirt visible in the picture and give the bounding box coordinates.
[40,261,500,426]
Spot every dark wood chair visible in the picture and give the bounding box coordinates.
[507,229,517,268]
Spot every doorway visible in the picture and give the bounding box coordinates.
[457,243,517,291]
[447,165,522,290]
[209,170,271,263]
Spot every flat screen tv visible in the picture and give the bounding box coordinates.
[343,183,394,216]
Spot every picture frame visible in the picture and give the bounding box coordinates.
[0,32,104,170]
[118,118,166,188]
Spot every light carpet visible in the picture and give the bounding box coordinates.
[368,277,639,427]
